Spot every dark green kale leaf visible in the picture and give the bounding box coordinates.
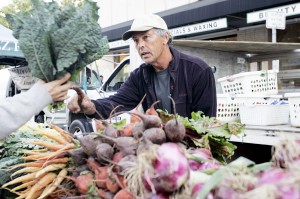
[6,0,108,82]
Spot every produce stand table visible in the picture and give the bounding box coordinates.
[229,124,300,163]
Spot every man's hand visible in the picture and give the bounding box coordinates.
[67,86,96,115]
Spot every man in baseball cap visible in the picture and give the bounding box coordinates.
[68,13,216,121]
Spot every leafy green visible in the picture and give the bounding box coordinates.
[0,156,22,186]
[158,110,245,162]
[0,130,48,157]
[6,0,109,82]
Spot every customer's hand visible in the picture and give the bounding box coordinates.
[39,73,72,102]
[67,86,96,115]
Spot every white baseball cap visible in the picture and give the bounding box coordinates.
[122,14,168,40]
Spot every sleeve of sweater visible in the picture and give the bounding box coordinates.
[0,83,52,138]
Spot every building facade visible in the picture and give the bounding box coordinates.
[99,0,300,93]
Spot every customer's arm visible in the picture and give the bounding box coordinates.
[0,73,72,138]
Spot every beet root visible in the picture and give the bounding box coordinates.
[69,147,88,166]
[76,134,102,157]
[164,119,186,142]
[96,134,139,155]
[96,143,114,163]
[143,127,166,144]
[129,112,162,129]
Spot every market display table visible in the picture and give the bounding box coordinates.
[230,124,300,146]
[229,124,300,163]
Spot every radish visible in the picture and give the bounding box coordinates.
[164,97,186,142]
[96,134,139,155]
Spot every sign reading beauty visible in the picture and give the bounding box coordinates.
[247,2,300,23]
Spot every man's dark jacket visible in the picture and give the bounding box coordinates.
[92,46,217,119]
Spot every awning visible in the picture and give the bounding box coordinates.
[172,40,300,54]
[0,24,25,66]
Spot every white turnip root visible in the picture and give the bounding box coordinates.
[124,142,190,198]
[96,134,139,155]
[164,97,186,142]
[143,128,166,144]
[96,143,114,163]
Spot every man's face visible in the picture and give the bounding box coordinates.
[132,29,167,65]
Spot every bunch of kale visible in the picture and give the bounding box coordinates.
[6,0,109,82]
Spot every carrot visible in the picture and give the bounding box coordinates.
[25,172,57,199]
[11,179,38,192]
[35,163,66,178]
[32,140,75,151]
[2,172,37,188]
[34,129,69,144]
[74,172,95,194]
[113,189,134,199]
[47,123,74,143]
[9,161,45,169]
[94,166,108,188]
[37,168,68,199]
[11,167,40,178]
[42,157,69,167]
[106,175,120,193]
[22,153,53,161]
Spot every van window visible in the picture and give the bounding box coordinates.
[107,62,131,91]
[73,67,102,90]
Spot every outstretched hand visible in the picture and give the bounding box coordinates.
[39,73,72,102]
[67,86,96,115]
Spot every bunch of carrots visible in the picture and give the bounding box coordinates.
[1,124,76,199]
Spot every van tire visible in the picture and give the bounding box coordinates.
[35,115,44,123]
[69,119,92,136]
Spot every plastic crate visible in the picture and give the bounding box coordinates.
[216,94,283,123]
[217,70,278,95]
[239,104,289,126]
[285,93,300,127]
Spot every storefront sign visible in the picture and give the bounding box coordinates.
[247,2,300,23]
[169,18,228,37]
[0,40,23,57]
[8,66,37,90]
[109,40,130,50]
[109,18,228,49]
